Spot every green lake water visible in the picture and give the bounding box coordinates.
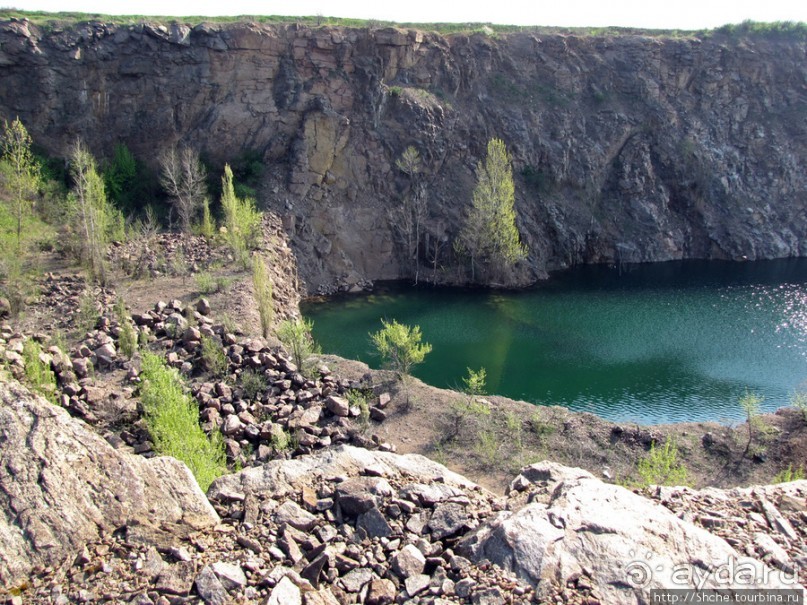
[301,259,807,425]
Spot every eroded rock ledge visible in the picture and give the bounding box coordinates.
[2,19,806,290]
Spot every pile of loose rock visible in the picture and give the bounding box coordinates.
[108,233,221,279]
[645,482,807,576]
[1,284,395,473]
[16,444,534,605]
[125,296,394,468]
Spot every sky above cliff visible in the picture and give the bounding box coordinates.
[7,0,807,29]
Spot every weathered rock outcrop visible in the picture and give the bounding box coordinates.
[1,18,806,289]
[460,462,803,604]
[0,381,218,590]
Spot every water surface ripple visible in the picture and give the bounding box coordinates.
[302,260,807,424]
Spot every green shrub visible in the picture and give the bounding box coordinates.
[200,335,228,377]
[462,367,487,396]
[277,317,319,371]
[637,439,688,487]
[221,163,261,269]
[739,390,768,455]
[774,464,805,483]
[370,319,431,379]
[139,352,226,491]
[22,339,57,403]
[475,429,499,468]
[530,412,556,438]
[114,296,137,359]
[76,289,99,334]
[504,411,523,451]
[240,368,267,400]
[195,272,216,295]
[196,196,216,240]
[270,426,291,452]
[347,389,370,429]
[790,391,807,421]
[448,393,490,438]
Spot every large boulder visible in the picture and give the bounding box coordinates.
[0,381,219,589]
[207,443,479,500]
[459,461,801,604]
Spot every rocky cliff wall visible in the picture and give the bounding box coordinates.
[2,18,806,290]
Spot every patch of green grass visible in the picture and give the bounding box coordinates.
[347,389,370,429]
[139,352,227,491]
[774,464,805,483]
[636,439,689,487]
[277,317,320,372]
[270,426,292,452]
[240,368,267,400]
[200,335,228,378]
[195,271,231,295]
[114,296,138,359]
[22,339,57,403]
[475,429,499,468]
[530,412,556,438]
[1,8,736,39]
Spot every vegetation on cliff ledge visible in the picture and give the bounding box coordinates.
[3,9,807,40]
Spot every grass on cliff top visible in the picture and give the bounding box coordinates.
[139,351,226,492]
[3,9,806,40]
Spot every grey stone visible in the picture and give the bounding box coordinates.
[340,567,374,592]
[357,506,392,538]
[336,476,394,516]
[459,461,798,604]
[274,499,318,531]
[428,502,470,540]
[405,573,430,597]
[210,561,247,590]
[265,576,301,605]
[391,544,426,579]
[471,587,506,605]
[366,578,396,605]
[155,560,196,595]
[195,566,228,605]
[325,395,350,417]
[454,577,476,598]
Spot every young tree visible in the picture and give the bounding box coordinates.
[371,319,432,406]
[1,118,40,251]
[277,317,320,371]
[391,146,428,284]
[458,138,526,280]
[159,146,207,234]
[221,163,261,268]
[103,143,138,213]
[68,140,115,283]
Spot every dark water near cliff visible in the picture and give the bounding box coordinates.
[302,260,807,425]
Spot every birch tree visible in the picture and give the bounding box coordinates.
[68,140,112,283]
[159,146,207,234]
[1,118,40,251]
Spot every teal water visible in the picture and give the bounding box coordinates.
[301,260,807,425]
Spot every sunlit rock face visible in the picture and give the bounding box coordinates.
[2,19,805,289]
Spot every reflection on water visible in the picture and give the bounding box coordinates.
[302,259,807,425]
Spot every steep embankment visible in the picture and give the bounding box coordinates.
[1,18,806,290]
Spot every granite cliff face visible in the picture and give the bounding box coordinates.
[1,18,806,289]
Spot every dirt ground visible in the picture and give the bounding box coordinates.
[320,356,807,493]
